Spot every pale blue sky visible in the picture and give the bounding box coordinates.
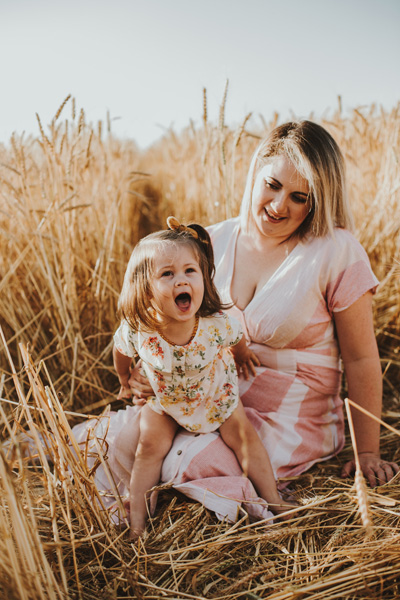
[1,0,399,148]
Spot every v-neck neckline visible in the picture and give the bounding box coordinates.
[228,225,302,313]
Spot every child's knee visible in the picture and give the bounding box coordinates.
[220,412,255,445]
[136,431,173,460]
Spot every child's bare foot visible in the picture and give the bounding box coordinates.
[129,513,146,540]
[129,525,145,541]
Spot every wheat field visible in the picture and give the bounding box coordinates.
[0,94,399,599]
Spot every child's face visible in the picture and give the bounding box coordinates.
[150,243,204,325]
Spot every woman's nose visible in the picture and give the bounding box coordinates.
[270,191,287,213]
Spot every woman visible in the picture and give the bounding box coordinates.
[73,121,398,523]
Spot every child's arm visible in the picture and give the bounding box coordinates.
[113,345,135,400]
[230,335,260,380]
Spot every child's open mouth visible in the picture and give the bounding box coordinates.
[175,292,191,312]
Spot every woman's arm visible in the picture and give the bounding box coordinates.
[334,291,399,486]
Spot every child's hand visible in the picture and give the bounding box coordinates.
[230,336,260,380]
[234,349,260,380]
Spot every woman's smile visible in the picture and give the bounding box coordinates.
[264,207,286,222]
[251,155,310,241]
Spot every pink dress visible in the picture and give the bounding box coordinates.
[72,218,378,523]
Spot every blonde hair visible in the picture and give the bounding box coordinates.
[240,120,354,238]
[118,225,226,332]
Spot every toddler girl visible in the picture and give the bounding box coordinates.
[113,217,294,538]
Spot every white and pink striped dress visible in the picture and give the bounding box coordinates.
[72,217,378,523]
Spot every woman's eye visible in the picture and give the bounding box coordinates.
[265,180,278,190]
[292,194,308,204]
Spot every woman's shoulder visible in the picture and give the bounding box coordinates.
[206,216,240,241]
[302,228,377,288]
[305,228,370,259]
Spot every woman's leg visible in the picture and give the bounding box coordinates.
[219,400,296,517]
[129,404,178,538]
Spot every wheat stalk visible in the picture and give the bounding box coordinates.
[344,398,374,537]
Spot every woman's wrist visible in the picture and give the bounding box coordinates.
[358,451,380,456]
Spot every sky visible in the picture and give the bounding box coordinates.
[1,0,399,149]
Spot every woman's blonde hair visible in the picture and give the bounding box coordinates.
[118,224,226,332]
[240,120,353,238]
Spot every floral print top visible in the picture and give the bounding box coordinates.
[113,312,243,433]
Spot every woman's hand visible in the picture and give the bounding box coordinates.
[341,452,399,488]
[117,384,134,401]
[126,361,153,405]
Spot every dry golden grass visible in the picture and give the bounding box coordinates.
[0,94,400,598]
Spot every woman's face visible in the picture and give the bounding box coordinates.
[251,155,310,242]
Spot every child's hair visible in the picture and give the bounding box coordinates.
[118,218,227,332]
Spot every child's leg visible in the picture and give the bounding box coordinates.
[129,404,178,539]
[112,414,142,489]
[219,400,295,518]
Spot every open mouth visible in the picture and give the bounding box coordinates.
[175,292,191,311]
[265,208,285,221]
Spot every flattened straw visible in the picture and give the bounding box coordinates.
[344,398,374,537]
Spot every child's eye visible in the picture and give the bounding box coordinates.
[161,270,173,277]
[186,267,196,273]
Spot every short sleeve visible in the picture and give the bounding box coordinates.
[217,312,243,347]
[113,320,138,357]
[325,231,379,314]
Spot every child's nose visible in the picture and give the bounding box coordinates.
[175,275,188,286]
